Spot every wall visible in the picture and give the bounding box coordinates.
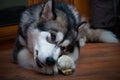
[0,0,27,10]
[28,0,90,20]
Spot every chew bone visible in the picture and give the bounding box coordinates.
[57,55,75,75]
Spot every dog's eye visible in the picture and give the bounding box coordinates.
[47,33,56,43]
[36,50,38,55]
[60,46,66,51]
[51,33,56,42]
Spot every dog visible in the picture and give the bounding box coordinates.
[13,0,118,75]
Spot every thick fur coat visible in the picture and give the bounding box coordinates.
[13,0,118,75]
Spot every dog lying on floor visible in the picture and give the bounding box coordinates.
[13,0,118,75]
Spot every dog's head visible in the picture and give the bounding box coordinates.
[23,0,87,74]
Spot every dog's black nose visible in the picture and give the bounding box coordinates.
[46,57,55,66]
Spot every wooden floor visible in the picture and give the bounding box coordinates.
[0,39,120,80]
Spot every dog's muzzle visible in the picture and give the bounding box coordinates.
[36,56,56,68]
[46,57,56,66]
[36,57,44,68]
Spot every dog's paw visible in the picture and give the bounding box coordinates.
[79,38,86,47]
[57,55,75,75]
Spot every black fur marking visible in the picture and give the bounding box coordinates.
[24,20,34,34]
[60,40,80,53]
[66,41,79,53]
[19,27,26,41]
[77,21,87,29]
[13,37,24,63]
[36,57,43,68]
[37,22,47,31]
[37,22,59,32]
[36,50,39,55]
[13,27,27,63]
[54,2,76,26]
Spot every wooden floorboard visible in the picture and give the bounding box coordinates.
[0,39,120,80]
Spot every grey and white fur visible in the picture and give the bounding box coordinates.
[13,0,118,75]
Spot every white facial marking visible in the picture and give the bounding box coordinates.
[56,32,64,43]
[34,32,55,63]
[28,29,61,64]
[53,47,61,60]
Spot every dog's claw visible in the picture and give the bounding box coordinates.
[57,55,75,75]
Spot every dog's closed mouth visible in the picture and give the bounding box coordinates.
[36,58,44,68]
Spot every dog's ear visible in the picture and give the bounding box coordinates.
[77,22,88,40]
[40,0,55,21]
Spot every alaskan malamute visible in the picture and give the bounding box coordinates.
[13,0,118,75]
